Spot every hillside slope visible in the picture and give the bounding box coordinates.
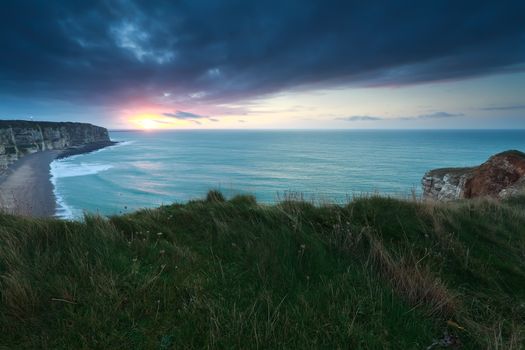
[0,192,524,349]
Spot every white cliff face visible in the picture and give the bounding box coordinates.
[422,170,472,201]
[0,121,111,170]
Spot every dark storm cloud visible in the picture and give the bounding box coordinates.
[0,0,524,105]
[338,112,463,122]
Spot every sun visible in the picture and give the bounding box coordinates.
[129,114,168,130]
[138,118,159,130]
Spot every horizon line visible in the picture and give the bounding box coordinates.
[109,128,525,132]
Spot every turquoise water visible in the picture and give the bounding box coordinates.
[51,130,525,218]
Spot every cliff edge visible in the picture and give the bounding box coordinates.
[0,120,114,170]
[422,150,525,200]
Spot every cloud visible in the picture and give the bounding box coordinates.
[110,21,174,64]
[162,110,218,124]
[0,0,523,112]
[163,111,209,120]
[149,119,173,125]
[337,111,463,122]
[480,105,525,111]
[336,116,383,122]
[412,112,464,120]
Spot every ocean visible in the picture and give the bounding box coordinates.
[50,130,525,219]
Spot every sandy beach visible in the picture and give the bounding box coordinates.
[0,150,60,217]
[0,141,117,217]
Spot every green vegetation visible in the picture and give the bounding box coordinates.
[1,192,524,349]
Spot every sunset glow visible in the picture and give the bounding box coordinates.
[137,118,159,129]
[1,1,523,130]
[129,114,175,130]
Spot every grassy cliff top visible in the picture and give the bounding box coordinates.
[0,120,103,129]
[426,150,525,177]
[1,191,524,349]
[425,166,476,177]
[492,149,525,158]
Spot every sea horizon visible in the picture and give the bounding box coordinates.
[109,128,525,132]
[50,129,525,219]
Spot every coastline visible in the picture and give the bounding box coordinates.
[0,141,117,217]
[56,140,118,159]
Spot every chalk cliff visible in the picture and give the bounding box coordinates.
[0,120,113,170]
[422,150,525,200]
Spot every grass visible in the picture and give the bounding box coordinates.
[0,192,524,349]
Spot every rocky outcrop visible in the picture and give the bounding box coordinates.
[422,150,525,200]
[0,120,113,170]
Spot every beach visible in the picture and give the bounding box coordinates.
[0,141,117,217]
[0,150,60,217]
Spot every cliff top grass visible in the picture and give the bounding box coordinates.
[425,166,475,177]
[0,120,101,129]
[1,192,525,349]
[490,149,525,158]
[426,150,525,177]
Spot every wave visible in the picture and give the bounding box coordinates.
[50,159,114,219]
[51,161,113,178]
[84,140,134,157]
[109,139,135,147]
[52,185,75,219]
[49,138,133,219]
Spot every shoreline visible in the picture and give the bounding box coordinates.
[56,140,118,159]
[0,141,117,217]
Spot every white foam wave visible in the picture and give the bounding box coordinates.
[53,186,75,219]
[50,159,114,219]
[79,139,134,158]
[112,140,135,146]
[50,164,73,219]
[51,161,113,178]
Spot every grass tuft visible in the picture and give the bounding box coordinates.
[206,189,226,202]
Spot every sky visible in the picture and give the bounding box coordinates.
[0,0,524,130]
